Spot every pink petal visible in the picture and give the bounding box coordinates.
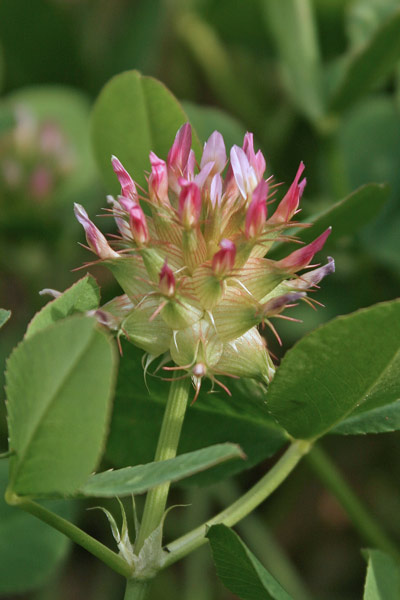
[167,123,192,171]
[279,228,332,272]
[74,203,119,259]
[111,155,137,200]
[201,131,227,173]
[270,162,306,224]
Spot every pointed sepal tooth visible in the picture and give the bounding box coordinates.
[215,327,275,383]
[122,297,173,357]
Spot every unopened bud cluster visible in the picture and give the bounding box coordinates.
[76,124,334,399]
[0,105,75,202]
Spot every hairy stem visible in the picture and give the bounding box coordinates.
[307,445,400,562]
[163,439,311,568]
[135,373,191,552]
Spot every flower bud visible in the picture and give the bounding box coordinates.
[167,123,192,192]
[212,239,236,278]
[184,149,196,181]
[278,228,332,272]
[270,162,306,224]
[168,123,192,170]
[149,152,169,205]
[194,160,214,190]
[111,156,138,201]
[230,145,258,199]
[261,292,305,318]
[289,257,335,290]
[159,260,176,297]
[178,179,201,228]
[129,203,150,246]
[242,133,266,181]
[245,180,268,239]
[29,166,53,199]
[201,131,227,174]
[210,173,222,208]
[74,203,119,259]
[107,195,133,241]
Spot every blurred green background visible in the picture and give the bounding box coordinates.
[0,0,399,598]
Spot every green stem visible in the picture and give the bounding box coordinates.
[212,480,314,600]
[307,445,400,562]
[124,580,151,600]
[135,373,191,552]
[6,494,131,577]
[163,439,311,568]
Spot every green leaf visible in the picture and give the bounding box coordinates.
[299,183,389,249]
[266,300,400,440]
[0,0,82,90]
[363,549,400,599]
[176,13,265,129]
[0,309,11,329]
[25,274,100,339]
[207,524,293,600]
[106,343,286,486]
[80,443,244,497]
[337,97,400,271]
[0,42,3,93]
[91,70,202,191]
[0,460,72,594]
[6,316,117,496]
[347,0,400,49]
[333,400,400,435]
[330,8,400,112]
[262,0,324,123]
[269,183,389,259]
[183,101,247,148]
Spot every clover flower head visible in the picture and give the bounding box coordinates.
[75,124,334,399]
